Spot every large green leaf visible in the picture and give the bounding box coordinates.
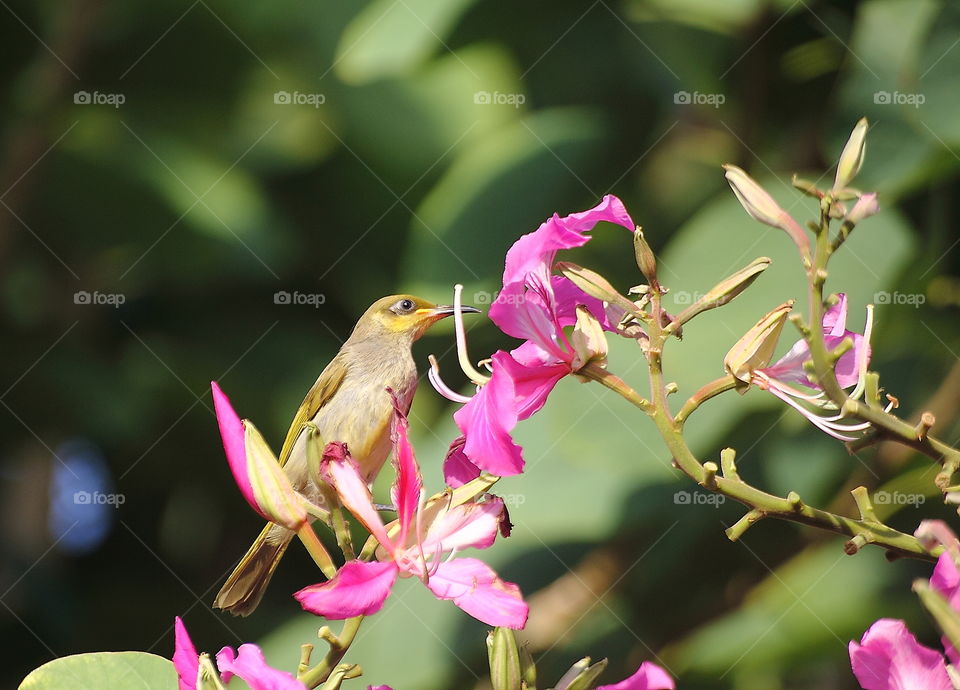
[19,652,176,690]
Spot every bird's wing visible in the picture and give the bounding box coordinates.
[278,355,347,466]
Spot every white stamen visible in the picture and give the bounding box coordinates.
[453,284,491,385]
[427,355,473,403]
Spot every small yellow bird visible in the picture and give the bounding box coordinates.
[214,294,478,616]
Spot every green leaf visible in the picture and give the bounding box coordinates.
[19,652,177,690]
[335,0,479,83]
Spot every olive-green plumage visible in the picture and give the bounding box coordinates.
[214,294,475,616]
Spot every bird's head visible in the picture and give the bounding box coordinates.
[352,294,480,343]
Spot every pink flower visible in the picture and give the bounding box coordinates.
[294,407,528,629]
[211,382,312,529]
[596,661,675,690]
[849,619,952,690]
[429,196,636,478]
[174,617,306,690]
[751,295,881,440]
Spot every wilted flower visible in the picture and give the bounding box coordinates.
[429,196,636,477]
[294,405,528,629]
[746,295,883,440]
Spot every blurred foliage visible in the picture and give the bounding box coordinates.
[1,0,959,688]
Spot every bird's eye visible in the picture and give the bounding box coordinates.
[393,298,416,314]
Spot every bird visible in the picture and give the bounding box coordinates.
[214,294,479,616]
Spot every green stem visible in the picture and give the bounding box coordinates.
[296,524,338,579]
[300,616,365,688]
[674,375,741,427]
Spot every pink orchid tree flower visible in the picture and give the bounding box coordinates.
[595,661,675,690]
[294,405,528,629]
[174,617,306,690]
[428,195,636,479]
[750,294,884,440]
[849,619,952,690]
[211,381,320,529]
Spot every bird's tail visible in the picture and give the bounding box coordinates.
[214,523,293,616]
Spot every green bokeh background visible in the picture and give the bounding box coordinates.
[2,0,960,688]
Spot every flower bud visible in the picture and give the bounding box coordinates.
[723,165,810,257]
[244,422,310,529]
[556,261,643,318]
[792,174,823,199]
[844,192,878,225]
[555,657,608,690]
[487,627,521,690]
[634,227,658,287]
[834,117,868,192]
[571,305,608,371]
[724,300,794,384]
[674,257,771,327]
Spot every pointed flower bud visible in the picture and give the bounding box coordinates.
[212,381,310,530]
[571,305,608,371]
[556,657,608,690]
[487,627,521,690]
[634,227,658,287]
[555,261,643,318]
[834,117,868,193]
[674,257,771,328]
[844,192,878,225]
[724,300,794,384]
[723,165,810,258]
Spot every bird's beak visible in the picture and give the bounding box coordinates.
[418,304,481,319]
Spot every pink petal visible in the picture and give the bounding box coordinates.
[173,617,199,690]
[295,560,399,619]
[931,552,960,665]
[211,382,260,519]
[849,618,951,690]
[827,332,869,388]
[454,354,525,476]
[389,406,422,547]
[420,498,504,554]
[823,293,849,337]
[368,686,393,690]
[425,558,528,629]
[495,350,568,420]
[498,195,634,289]
[321,445,394,554]
[443,436,481,488]
[597,661,675,690]
[551,275,618,331]
[215,644,306,690]
[491,280,571,363]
